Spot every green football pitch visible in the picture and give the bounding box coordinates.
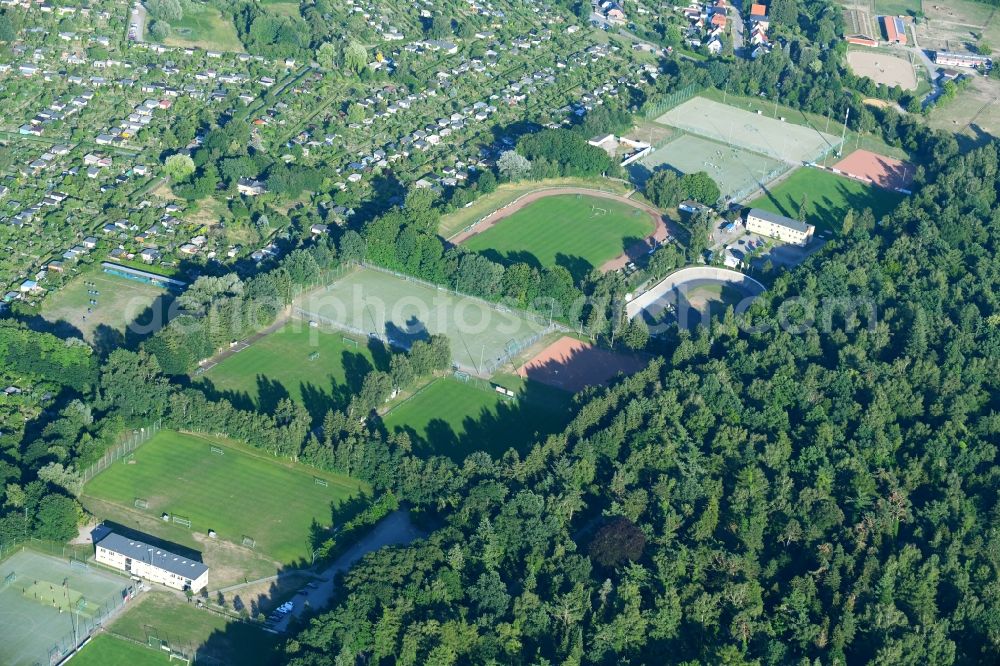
[82,430,367,563]
[70,634,170,666]
[296,267,548,375]
[462,194,656,276]
[381,377,572,461]
[198,324,377,420]
[750,167,904,233]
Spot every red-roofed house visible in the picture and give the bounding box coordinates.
[711,13,727,28]
[881,15,907,45]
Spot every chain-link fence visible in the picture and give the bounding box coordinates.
[81,420,162,484]
[642,82,706,120]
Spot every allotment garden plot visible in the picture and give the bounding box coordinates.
[634,133,787,201]
[81,430,365,565]
[0,549,132,666]
[295,266,550,375]
[656,97,842,163]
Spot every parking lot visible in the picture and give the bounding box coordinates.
[711,218,829,269]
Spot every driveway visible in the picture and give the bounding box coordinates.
[129,2,146,42]
[269,510,423,632]
[730,5,745,55]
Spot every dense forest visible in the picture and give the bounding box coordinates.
[279,142,1000,663]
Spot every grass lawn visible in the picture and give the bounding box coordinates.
[39,265,172,345]
[381,376,572,461]
[875,0,921,17]
[463,194,655,278]
[71,634,169,666]
[82,431,367,565]
[161,3,244,52]
[438,177,633,239]
[198,325,378,424]
[109,592,279,663]
[749,167,904,233]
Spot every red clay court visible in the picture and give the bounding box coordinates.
[517,336,648,393]
[832,149,914,191]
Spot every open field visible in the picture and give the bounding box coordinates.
[656,96,842,163]
[0,549,132,666]
[461,194,656,278]
[438,177,632,239]
[916,0,1000,53]
[633,133,788,202]
[833,149,915,189]
[108,591,279,664]
[516,336,648,393]
[72,634,170,666]
[82,430,366,565]
[847,49,918,90]
[295,267,549,375]
[198,324,376,423]
[876,0,922,17]
[39,265,172,344]
[750,167,904,233]
[161,4,244,52]
[926,75,1000,148]
[381,376,572,460]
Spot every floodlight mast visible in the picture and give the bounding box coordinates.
[839,107,850,157]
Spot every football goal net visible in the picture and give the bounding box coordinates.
[241,536,256,549]
[210,446,225,456]
[134,498,149,509]
[313,477,328,487]
[172,516,192,528]
[342,337,358,349]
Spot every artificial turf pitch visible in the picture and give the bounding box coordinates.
[750,167,904,233]
[462,194,655,274]
[82,430,366,563]
[381,377,572,461]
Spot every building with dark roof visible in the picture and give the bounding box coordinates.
[745,208,815,246]
[96,532,209,592]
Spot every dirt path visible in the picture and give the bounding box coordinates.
[194,308,291,373]
[448,187,676,274]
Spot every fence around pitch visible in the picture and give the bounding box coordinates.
[642,82,706,120]
[80,420,162,484]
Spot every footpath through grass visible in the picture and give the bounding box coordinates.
[82,430,366,564]
[198,324,377,422]
[750,167,904,233]
[462,194,655,278]
[381,376,572,461]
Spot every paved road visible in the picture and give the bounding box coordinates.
[730,5,745,55]
[129,2,146,43]
[270,510,423,632]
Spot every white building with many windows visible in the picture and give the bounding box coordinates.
[745,208,815,246]
[96,532,209,592]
